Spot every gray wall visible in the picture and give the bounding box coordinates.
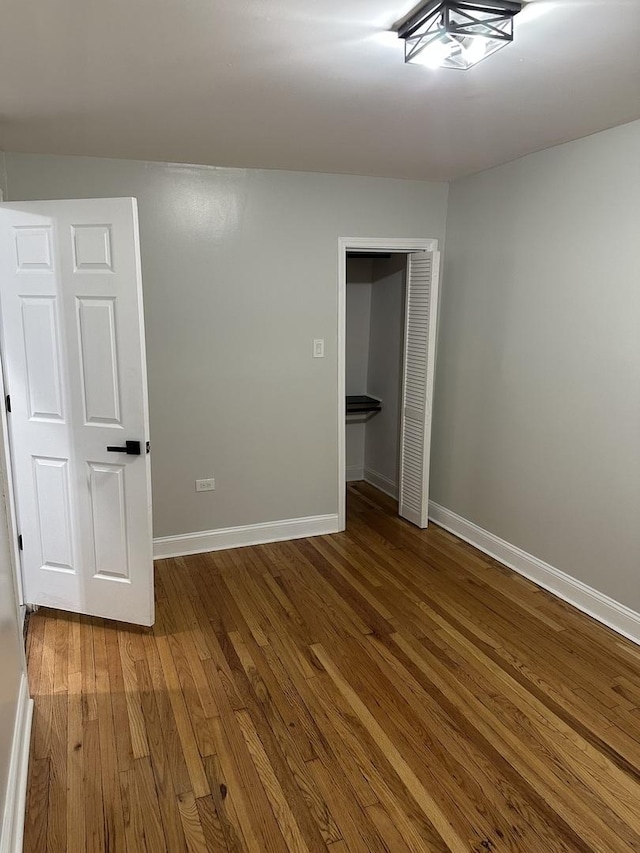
[432,119,640,610]
[345,258,372,475]
[0,422,26,843]
[365,255,406,490]
[0,152,7,200]
[5,152,448,536]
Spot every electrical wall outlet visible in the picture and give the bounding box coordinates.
[195,478,215,492]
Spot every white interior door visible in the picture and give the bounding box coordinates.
[0,198,154,626]
[399,250,440,528]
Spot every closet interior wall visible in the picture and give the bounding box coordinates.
[346,254,406,499]
[345,258,373,481]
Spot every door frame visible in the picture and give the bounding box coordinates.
[0,353,25,623]
[337,236,439,531]
[0,188,24,623]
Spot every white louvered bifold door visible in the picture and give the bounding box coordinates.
[398,250,440,528]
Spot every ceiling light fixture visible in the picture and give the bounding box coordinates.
[398,0,523,70]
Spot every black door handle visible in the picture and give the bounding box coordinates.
[106,440,141,455]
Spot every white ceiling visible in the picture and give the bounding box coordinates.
[1,0,639,181]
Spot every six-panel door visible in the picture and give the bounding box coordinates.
[0,198,154,626]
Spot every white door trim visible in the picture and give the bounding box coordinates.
[337,237,438,531]
[0,183,26,624]
[0,359,24,624]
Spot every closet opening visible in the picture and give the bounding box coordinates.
[337,238,441,532]
[346,250,405,503]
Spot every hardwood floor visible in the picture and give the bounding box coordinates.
[23,482,640,852]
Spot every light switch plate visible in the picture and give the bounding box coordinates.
[195,478,215,492]
[313,339,325,358]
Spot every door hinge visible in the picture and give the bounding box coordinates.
[5,394,10,413]
[18,534,23,551]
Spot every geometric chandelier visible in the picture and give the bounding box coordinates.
[398,0,523,70]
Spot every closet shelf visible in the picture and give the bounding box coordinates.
[346,395,382,415]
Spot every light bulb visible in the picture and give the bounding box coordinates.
[412,37,455,68]
[462,37,488,66]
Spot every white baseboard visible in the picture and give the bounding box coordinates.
[364,468,398,500]
[346,466,364,482]
[428,501,640,648]
[153,513,340,559]
[0,674,33,853]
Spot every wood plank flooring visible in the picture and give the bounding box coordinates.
[23,482,640,851]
